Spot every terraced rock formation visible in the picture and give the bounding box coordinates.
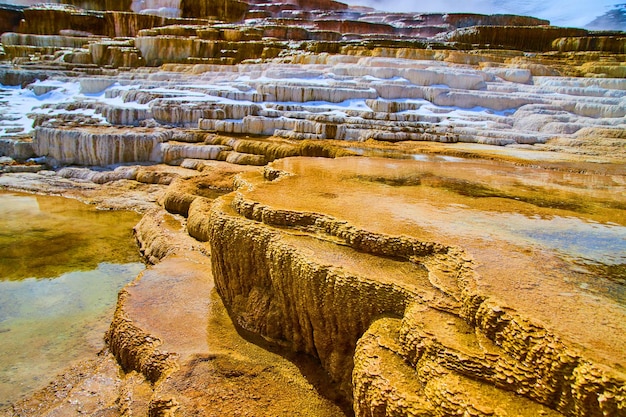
[196,156,625,416]
[0,0,625,416]
[1,0,624,74]
[1,55,625,168]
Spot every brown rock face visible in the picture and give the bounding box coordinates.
[443,13,550,28]
[553,35,626,53]
[290,0,349,11]
[161,164,249,217]
[442,25,590,52]
[180,0,249,21]
[104,11,201,38]
[20,5,106,35]
[111,206,348,416]
[0,5,24,34]
[4,0,623,71]
[14,6,211,38]
[313,19,397,35]
[62,0,132,11]
[0,68,57,86]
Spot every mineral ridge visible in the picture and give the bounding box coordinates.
[0,0,624,416]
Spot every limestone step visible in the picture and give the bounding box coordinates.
[108,211,347,415]
[353,316,565,417]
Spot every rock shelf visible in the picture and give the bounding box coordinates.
[1,55,624,167]
[197,156,626,415]
[0,0,625,415]
[2,147,625,415]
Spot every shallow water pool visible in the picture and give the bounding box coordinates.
[0,191,143,407]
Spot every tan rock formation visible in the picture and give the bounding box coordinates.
[134,34,274,65]
[1,33,90,49]
[20,5,106,36]
[6,1,623,74]
[443,13,550,28]
[440,26,590,52]
[108,202,347,416]
[1,3,625,415]
[0,5,24,34]
[288,0,349,11]
[179,0,248,21]
[62,0,133,11]
[313,20,397,36]
[33,126,171,166]
[1,129,625,416]
[1,55,619,159]
[161,160,256,215]
[160,142,228,163]
[57,163,196,186]
[0,137,35,161]
[352,316,564,417]
[150,99,261,126]
[102,105,150,125]
[104,11,208,38]
[553,36,626,53]
[200,156,626,415]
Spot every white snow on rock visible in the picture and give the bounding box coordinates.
[2,56,624,165]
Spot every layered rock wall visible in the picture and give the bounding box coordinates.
[20,6,106,36]
[4,2,623,73]
[1,2,626,416]
[205,197,415,395]
[200,164,626,416]
[105,286,179,384]
[62,0,132,11]
[2,54,623,165]
[33,127,170,166]
[104,11,208,38]
[179,0,248,21]
[0,5,25,34]
[553,36,626,53]
[0,138,35,160]
[1,32,89,49]
[440,26,590,51]
[0,68,56,86]
[443,13,550,28]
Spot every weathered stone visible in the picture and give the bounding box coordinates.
[553,36,626,53]
[0,4,24,34]
[0,68,56,86]
[443,13,550,28]
[63,0,133,11]
[104,11,208,37]
[20,5,106,36]
[1,2,625,416]
[0,138,35,160]
[33,126,171,166]
[161,161,255,216]
[204,156,626,415]
[179,0,248,21]
[440,26,590,52]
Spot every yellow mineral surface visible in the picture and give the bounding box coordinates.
[200,154,625,415]
[0,1,625,416]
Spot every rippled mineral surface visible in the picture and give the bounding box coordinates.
[204,154,625,415]
[0,0,625,415]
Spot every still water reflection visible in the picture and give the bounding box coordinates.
[271,156,626,302]
[0,191,143,407]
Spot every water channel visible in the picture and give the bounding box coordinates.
[0,191,143,408]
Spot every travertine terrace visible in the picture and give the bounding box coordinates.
[0,0,625,416]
